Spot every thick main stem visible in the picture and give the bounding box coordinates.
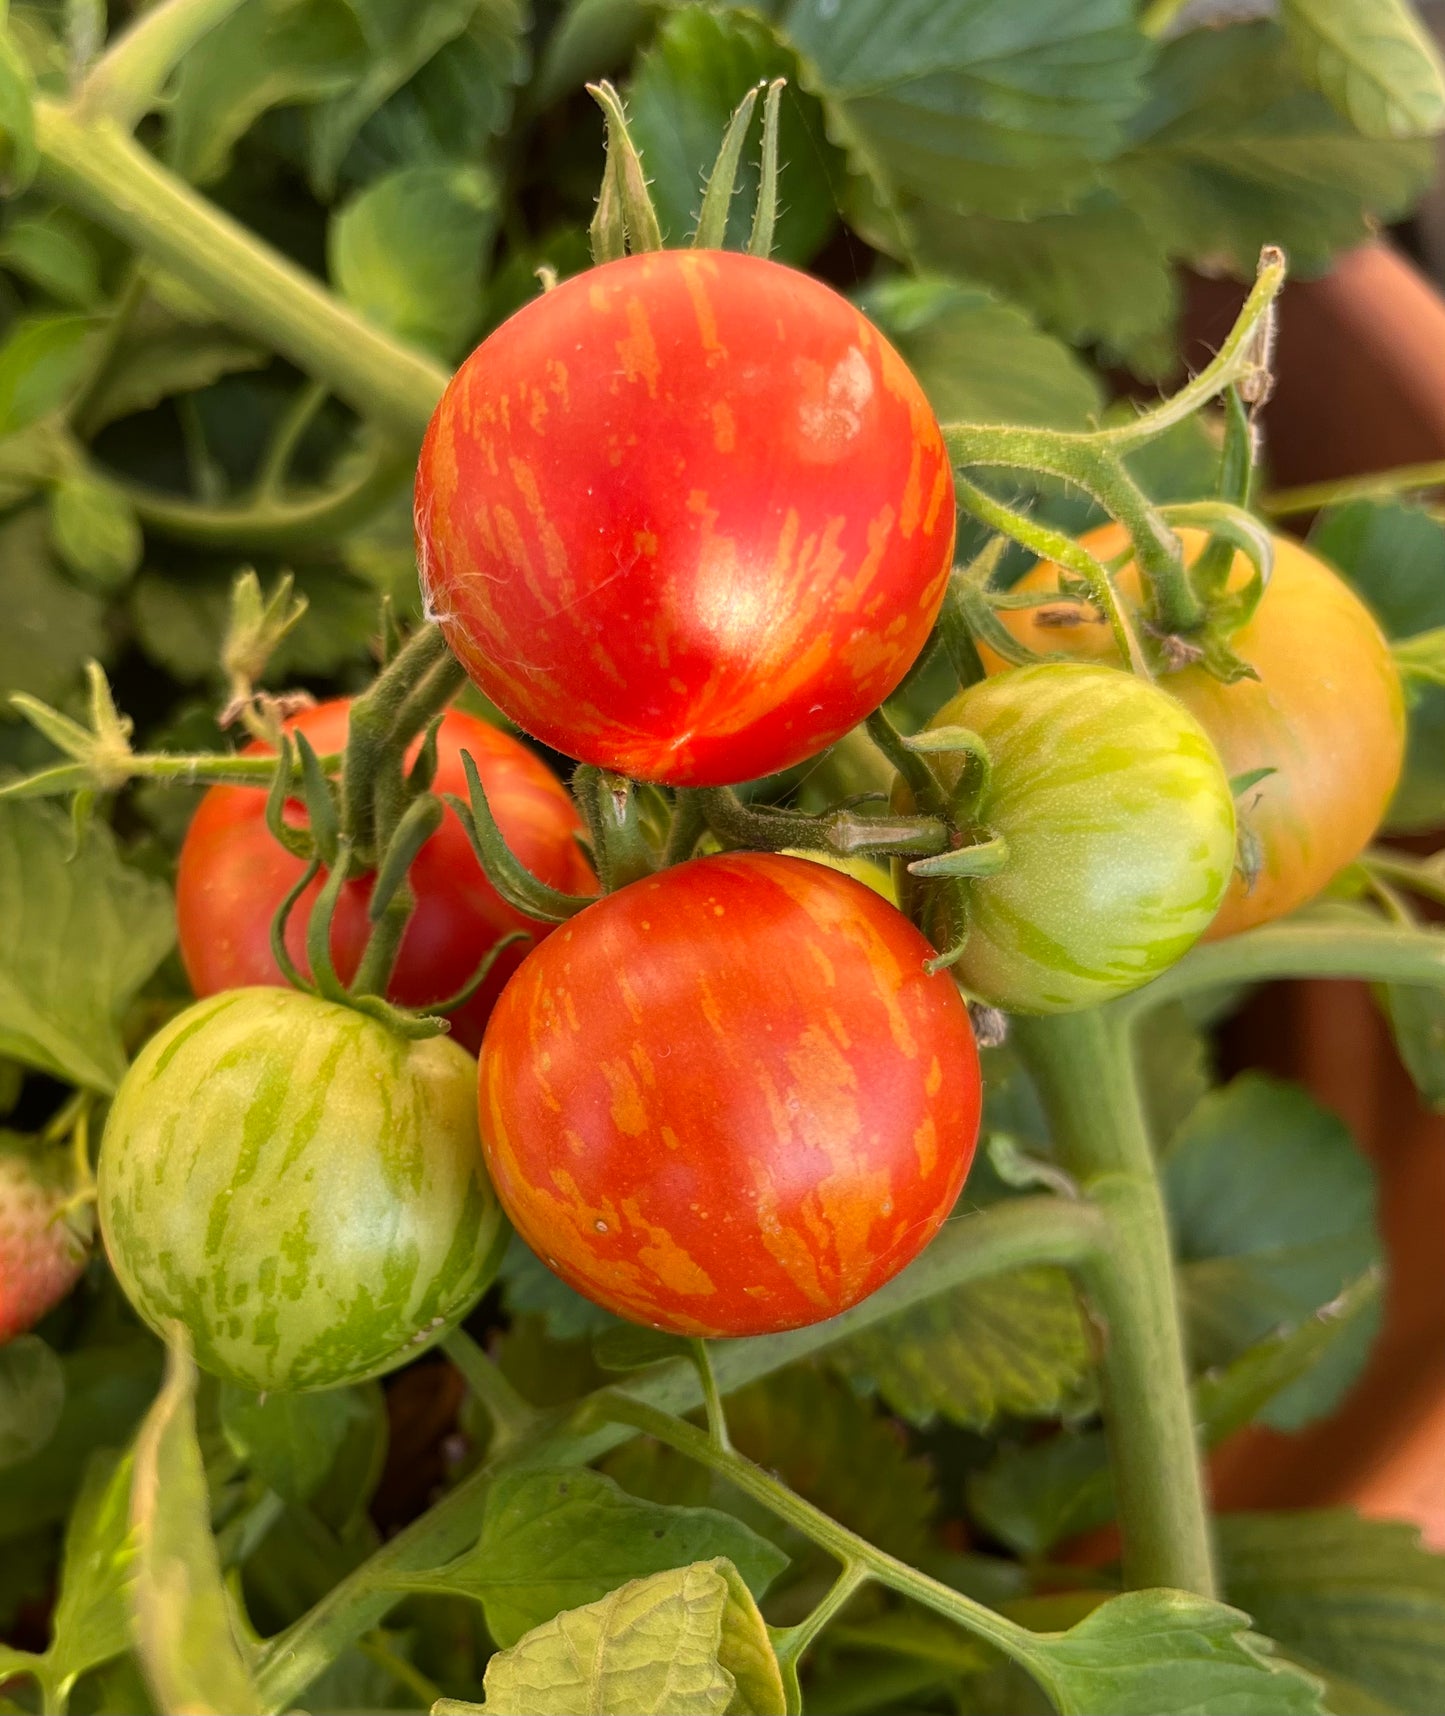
[1012,1008,1216,1597]
[34,103,448,438]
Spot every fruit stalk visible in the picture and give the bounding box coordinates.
[1013,1007,1217,1598]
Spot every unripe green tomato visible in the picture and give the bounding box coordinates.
[905,663,1236,1013]
[99,989,504,1392]
[780,848,897,903]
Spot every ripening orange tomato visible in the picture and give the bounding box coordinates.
[414,249,956,787]
[477,853,981,1336]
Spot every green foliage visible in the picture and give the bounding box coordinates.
[1165,1073,1381,1430]
[0,1334,64,1467]
[0,800,175,1091]
[1020,1589,1326,1716]
[1218,1510,1445,1714]
[219,1383,366,1506]
[1282,0,1445,139]
[329,162,499,356]
[129,1329,263,1714]
[448,1559,785,1716]
[827,1264,1093,1431]
[402,1466,787,1648]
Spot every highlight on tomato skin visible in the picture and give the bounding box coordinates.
[981,525,1407,940]
[477,852,982,1339]
[175,699,598,1053]
[414,248,957,789]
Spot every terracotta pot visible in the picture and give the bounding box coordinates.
[1185,244,1445,1545]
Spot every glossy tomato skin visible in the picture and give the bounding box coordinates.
[415,250,956,787]
[479,853,980,1337]
[908,664,1236,1014]
[982,527,1406,939]
[100,989,504,1391]
[176,700,596,1053]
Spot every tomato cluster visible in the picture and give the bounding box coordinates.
[100,251,1407,1390]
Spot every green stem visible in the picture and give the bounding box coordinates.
[946,432,1199,634]
[1122,919,1445,1017]
[113,444,409,550]
[440,1329,540,1452]
[250,1195,1105,1712]
[0,748,342,804]
[76,0,250,128]
[771,1561,868,1671]
[590,1393,1032,1662]
[689,1338,732,1454]
[1012,1009,1216,1597]
[68,261,148,433]
[254,378,329,500]
[356,1634,443,1712]
[34,101,449,437]
[1262,460,1445,518]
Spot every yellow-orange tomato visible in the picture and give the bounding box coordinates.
[981,526,1405,938]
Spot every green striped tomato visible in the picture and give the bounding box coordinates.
[99,989,504,1392]
[905,664,1236,1014]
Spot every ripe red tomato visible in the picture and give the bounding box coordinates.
[176,700,597,1052]
[981,526,1405,939]
[414,249,956,787]
[478,853,981,1337]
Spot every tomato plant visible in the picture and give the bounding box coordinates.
[176,699,595,1051]
[415,249,956,786]
[983,526,1406,938]
[901,664,1237,1014]
[479,853,980,1336]
[99,987,504,1392]
[5,7,1445,1716]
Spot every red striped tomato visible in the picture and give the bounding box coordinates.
[176,700,596,1052]
[99,989,504,1391]
[478,853,980,1337]
[414,250,956,787]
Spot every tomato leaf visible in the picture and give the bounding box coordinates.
[968,1270,1380,1556]
[218,1384,364,1506]
[905,195,1179,377]
[463,1559,781,1716]
[626,8,842,263]
[0,212,101,308]
[1281,0,1445,140]
[1166,1073,1381,1430]
[0,800,175,1092]
[608,1367,937,1563]
[1379,982,1445,1110]
[403,1466,786,1648]
[46,1451,136,1700]
[130,1326,264,1716]
[1218,1510,1445,1715]
[306,0,503,195]
[167,0,366,183]
[0,1335,64,1468]
[0,1338,161,1546]
[79,317,267,432]
[329,162,499,357]
[828,1263,1094,1432]
[0,25,38,193]
[0,314,96,437]
[762,0,1149,222]
[345,2,531,182]
[1308,499,1445,833]
[1108,22,1435,276]
[859,275,1103,431]
[0,507,110,710]
[1020,1589,1326,1715]
[46,470,143,593]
